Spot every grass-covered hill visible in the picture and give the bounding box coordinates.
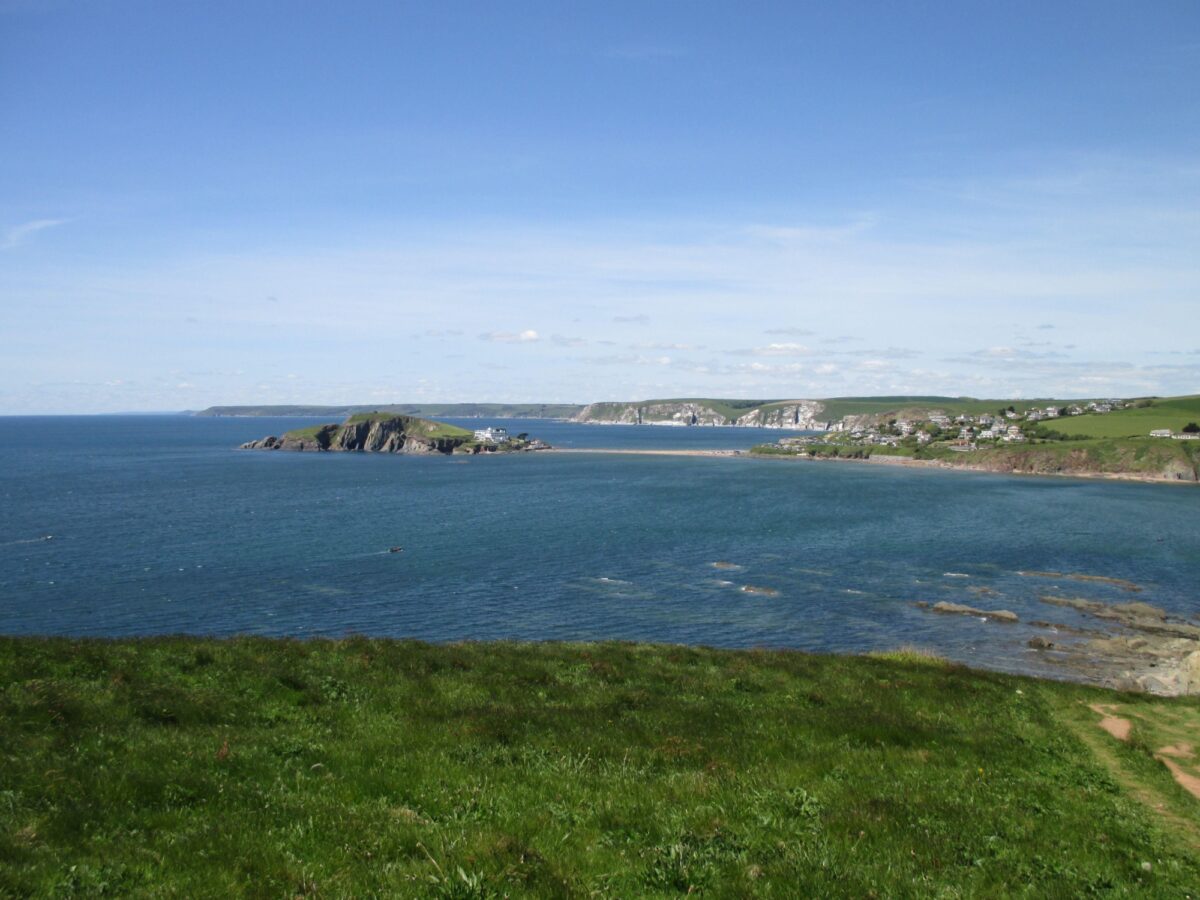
[919,436,1199,481]
[573,396,1103,427]
[2,638,1198,896]
[1057,395,1200,438]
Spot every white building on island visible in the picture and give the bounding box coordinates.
[473,426,509,444]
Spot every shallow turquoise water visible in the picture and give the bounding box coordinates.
[1,415,1197,680]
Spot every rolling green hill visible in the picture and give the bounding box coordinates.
[574,396,1111,427]
[1058,396,1200,438]
[2,637,1198,896]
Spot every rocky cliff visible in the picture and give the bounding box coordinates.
[240,414,476,455]
[573,400,828,429]
[734,402,828,429]
[947,442,1199,482]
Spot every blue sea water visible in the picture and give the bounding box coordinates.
[1,415,1197,680]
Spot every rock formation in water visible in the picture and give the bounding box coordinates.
[241,414,491,455]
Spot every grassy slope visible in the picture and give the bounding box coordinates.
[342,412,473,440]
[283,414,473,443]
[2,638,1198,897]
[754,437,1200,479]
[815,397,1074,421]
[1058,396,1200,438]
[927,437,1200,476]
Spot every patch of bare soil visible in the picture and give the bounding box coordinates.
[1088,703,1133,741]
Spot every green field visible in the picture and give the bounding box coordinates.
[2,638,1198,896]
[814,396,1083,422]
[1058,396,1200,439]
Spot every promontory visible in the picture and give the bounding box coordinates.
[239,413,549,455]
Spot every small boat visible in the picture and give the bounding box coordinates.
[388,546,404,553]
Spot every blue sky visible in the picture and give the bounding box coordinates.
[2,1,1198,412]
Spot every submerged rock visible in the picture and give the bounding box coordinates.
[930,601,1018,623]
[740,585,780,597]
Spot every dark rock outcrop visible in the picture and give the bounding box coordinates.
[240,415,474,456]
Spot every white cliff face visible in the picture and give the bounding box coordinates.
[572,403,641,424]
[641,402,727,426]
[734,402,827,430]
[573,400,830,429]
[573,402,724,425]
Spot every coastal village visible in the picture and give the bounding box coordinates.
[769,399,1200,455]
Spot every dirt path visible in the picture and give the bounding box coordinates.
[1088,703,1133,741]
[1058,697,1200,851]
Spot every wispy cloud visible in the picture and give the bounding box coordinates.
[5,156,1200,410]
[2,218,66,250]
[479,329,540,344]
[731,342,812,357]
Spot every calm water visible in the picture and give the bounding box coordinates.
[1,415,1197,681]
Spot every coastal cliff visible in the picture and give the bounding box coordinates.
[573,399,829,429]
[239,413,527,455]
[940,441,1200,482]
[754,439,1199,483]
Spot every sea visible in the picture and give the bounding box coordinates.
[2,415,1197,681]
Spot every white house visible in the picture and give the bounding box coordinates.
[473,426,509,443]
[1149,429,1172,438]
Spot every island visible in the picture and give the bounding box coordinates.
[239,412,551,455]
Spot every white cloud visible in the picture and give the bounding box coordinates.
[4,156,1200,410]
[733,343,812,357]
[480,329,540,343]
[2,218,66,250]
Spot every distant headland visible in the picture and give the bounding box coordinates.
[240,412,550,456]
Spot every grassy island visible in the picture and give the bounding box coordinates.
[241,413,548,456]
[2,638,1198,896]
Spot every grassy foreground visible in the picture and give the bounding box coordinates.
[2,639,1198,897]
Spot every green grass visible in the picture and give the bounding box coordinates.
[278,424,331,442]
[345,413,473,440]
[2,638,1197,896]
[1058,397,1200,438]
[815,397,1083,422]
[919,437,1199,477]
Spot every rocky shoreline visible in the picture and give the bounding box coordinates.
[551,446,1197,484]
[919,594,1200,696]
